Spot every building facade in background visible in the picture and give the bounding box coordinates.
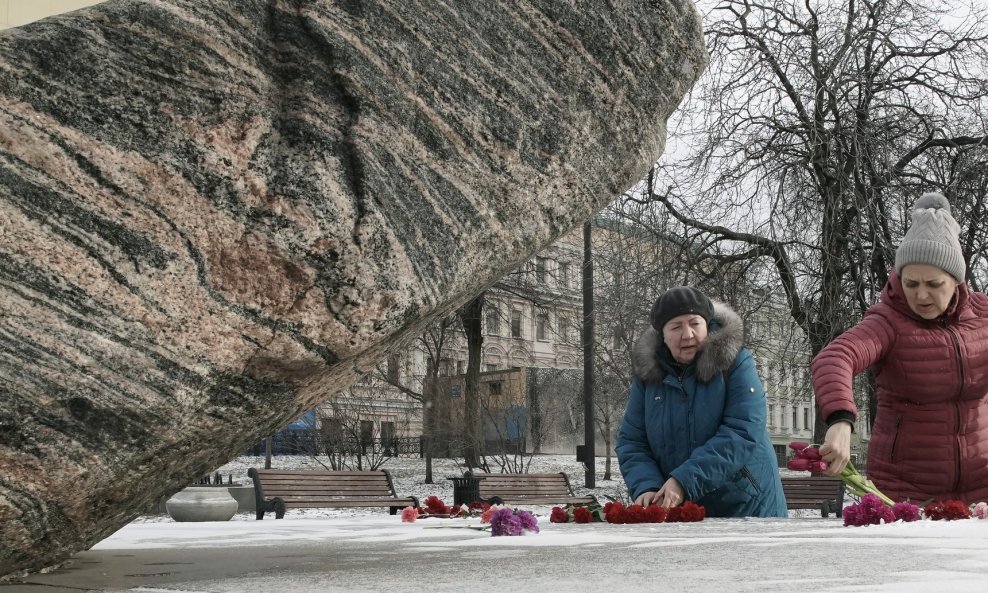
[0,0,103,30]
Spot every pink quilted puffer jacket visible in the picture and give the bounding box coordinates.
[812,268,988,503]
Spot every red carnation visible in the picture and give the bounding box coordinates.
[604,502,627,524]
[573,507,593,524]
[644,504,667,523]
[676,501,705,522]
[925,500,972,521]
[423,495,449,515]
[627,504,648,523]
[550,506,570,523]
[943,500,972,520]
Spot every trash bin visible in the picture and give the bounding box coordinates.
[576,445,586,464]
[447,472,484,506]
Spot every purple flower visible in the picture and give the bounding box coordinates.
[892,501,921,522]
[517,510,540,534]
[489,507,539,536]
[844,494,895,526]
[842,504,860,527]
[490,507,523,536]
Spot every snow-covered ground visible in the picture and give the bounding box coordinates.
[9,501,988,593]
[8,454,988,593]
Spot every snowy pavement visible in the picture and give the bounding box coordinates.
[3,514,988,593]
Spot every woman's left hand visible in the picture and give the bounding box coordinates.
[656,477,685,509]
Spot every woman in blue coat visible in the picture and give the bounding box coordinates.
[616,286,787,517]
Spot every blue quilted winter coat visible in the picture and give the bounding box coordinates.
[616,301,787,518]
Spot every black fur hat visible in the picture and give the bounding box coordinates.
[650,286,714,331]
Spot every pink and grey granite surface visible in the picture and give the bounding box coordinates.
[0,0,706,577]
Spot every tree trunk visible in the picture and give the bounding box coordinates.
[422,366,438,484]
[458,292,485,468]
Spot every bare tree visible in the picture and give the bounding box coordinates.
[646,0,988,442]
[458,293,485,469]
[371,313,461,483]
[318,388,412,471]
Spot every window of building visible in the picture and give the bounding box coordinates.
[792,407,798,431]
[380,421,396,455]
[535,257,547,284]
[536,309,549,341]
[439,358,453,376]
[773,444,787,467]
[803,407,810,430]
[456,360,465,375]
[359,420,374,452]
[485,363,497,372]
[511,309,522,338]
[489,381,503,396]
[320,417,344,451]
[485,304,500,336]
[767,403,775,427]
[558,262,570,288]
[558,316,570,344]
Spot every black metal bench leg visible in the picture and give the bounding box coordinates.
[255,497,286,520]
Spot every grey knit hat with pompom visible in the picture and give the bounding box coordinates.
[895,192,965,281]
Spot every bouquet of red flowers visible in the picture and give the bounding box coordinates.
[401,496,491,522]
[549,502,605,523]
[549,500,706,524]
[602,500,705,523]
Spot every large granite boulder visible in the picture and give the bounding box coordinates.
[0,0,706,577]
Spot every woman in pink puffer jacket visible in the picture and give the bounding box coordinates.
[812,193,988,504]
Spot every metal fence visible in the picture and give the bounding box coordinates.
[246,432,423,458]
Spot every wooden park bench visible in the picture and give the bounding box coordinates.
[247,468,419,520]
[782,476,845,518]
[470,472,598,506]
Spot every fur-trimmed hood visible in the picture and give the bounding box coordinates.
[631,299,745,383]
